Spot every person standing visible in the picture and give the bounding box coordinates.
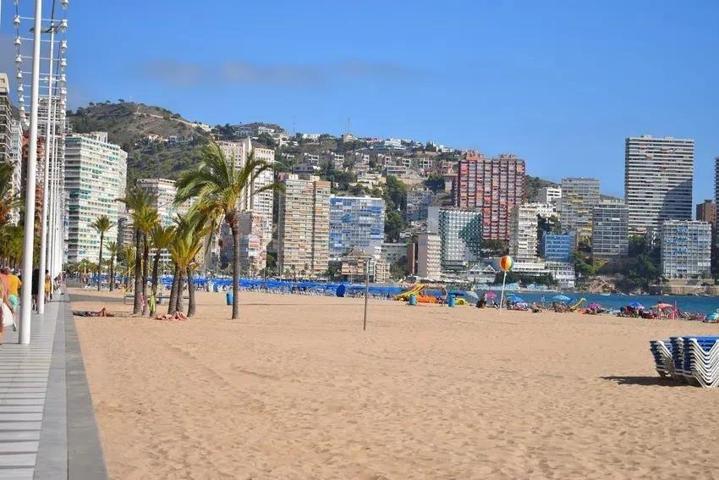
[44,270,52,302]
[0,270,10,343]
[31,268,40,312]
[2,268,21,314]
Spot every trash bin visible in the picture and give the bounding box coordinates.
[408,294,417,306]
[447,295,455,307]
[226,292,233,305]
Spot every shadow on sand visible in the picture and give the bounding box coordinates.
[602,376,683,387]
[67,293,125,304]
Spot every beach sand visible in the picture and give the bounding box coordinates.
[70,288,719,480]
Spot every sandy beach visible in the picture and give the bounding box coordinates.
[70,288,719,480]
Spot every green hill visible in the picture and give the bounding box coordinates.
[67,102,211,186]
[67,102,562,201]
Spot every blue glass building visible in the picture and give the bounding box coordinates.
[329,196,386,260]
[541,232,575,262]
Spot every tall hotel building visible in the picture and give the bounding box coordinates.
[438,208,482,272]
[455,152,525,241]
[0,73,22,210]
[65,132,127,263]
[328,196,385,260]
[218,138,275,248]
[625,136,694,235]
[277,175,331,277]
[559,177,600,241]
[510,203,540,260]
[136,178,179,227]
[591,200,629,258]
[660,220,711,279]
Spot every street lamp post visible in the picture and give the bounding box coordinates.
[19,0,44,344]
[36,20,56,314]
[363,256,370,331]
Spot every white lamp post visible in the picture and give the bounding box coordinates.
[18,0,44,344]
[36,21,57,314]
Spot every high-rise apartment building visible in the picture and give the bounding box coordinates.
[0,74,22,216]
[329,195,385,260]
[136,178,179,227]
[559,177,600,241]
[277,175,330,277]
[238,211,267,274]
[660,220,711,279]
[541,232,575,262]
[218,138,275,249]
[65,132,127,263]
[416,232,441,279]
[0,73,13,164]
[592,200,629,258]
[696,199,716,227]
[438,208,482,272]
[116,208,134,249]
[510,204,540,260]
[455,151,525,241]
[625,136,694,235]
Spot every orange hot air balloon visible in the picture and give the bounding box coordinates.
[500,255,513,272]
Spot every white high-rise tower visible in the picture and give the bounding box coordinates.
[625,135,694,235]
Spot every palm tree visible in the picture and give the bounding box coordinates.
[91,215,114,291]
[107,242,117,291]
[135,207,159,314]
[122,245,136,290]
[168,213,206,316]
[117,187,152,315]
[0,224,23,268]
[117,188,157,314]
[176,143,279,319]
[0,162,20,228]
[149,224,175,310]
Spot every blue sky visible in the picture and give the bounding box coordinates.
[7,1,719,200]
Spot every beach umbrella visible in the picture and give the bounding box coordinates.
[507,294,525,303]
[498,255,514,312]
[484,291,497,299]
[655,303,673,309]
[587,303,601,309]
[552,294,571,303]
[628,301,644,309]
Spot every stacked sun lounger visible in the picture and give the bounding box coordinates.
[650,336,719,388]
[649,339,674,377]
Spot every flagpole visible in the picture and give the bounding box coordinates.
[499,271,507,312]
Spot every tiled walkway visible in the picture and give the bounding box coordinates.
[0,295,106,480]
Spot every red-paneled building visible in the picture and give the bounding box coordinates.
[456,151,526,241]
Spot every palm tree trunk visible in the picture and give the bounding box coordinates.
[142,235,150,314]
[168,264,179,314]
[187,267,196,317]
[133,230,143,314]
[230,219,240,319]
[176,269,185,313]
[151,251,161,300]
[97,232,104,291]
[109,256,115,292]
